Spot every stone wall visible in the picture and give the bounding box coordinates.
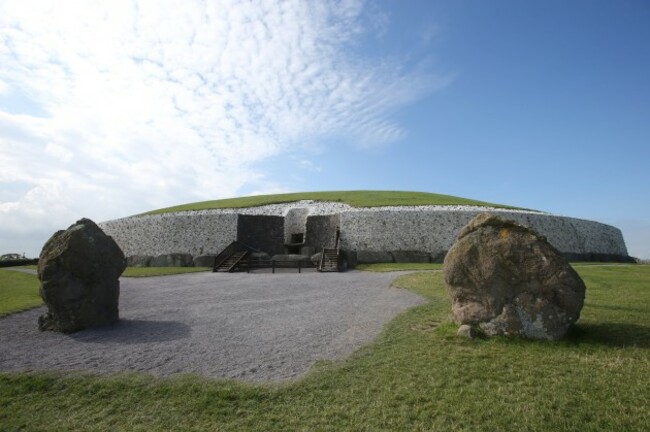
[99,212,238,257]
[237,215,285,255]
[284,208,309,243]
[340,208,629,263]
[99,204,629,264]
[305,214,340,251]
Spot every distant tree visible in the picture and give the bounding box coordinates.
[0,253,27,261]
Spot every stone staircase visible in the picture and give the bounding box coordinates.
[318,227,342,272]
[213,243,250,272]
[318,248,339,272]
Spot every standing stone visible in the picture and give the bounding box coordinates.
[193,254,217,267]
[443,213,586,340]
[127,255,153,267]
[38,218,126,333]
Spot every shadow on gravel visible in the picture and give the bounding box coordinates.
[69,319,191,344]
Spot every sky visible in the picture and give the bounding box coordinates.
[1,0,649,259]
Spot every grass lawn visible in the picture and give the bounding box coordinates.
[0,267,212,316]
[355,262,634,272]
[144,190,525,215]
[122,267,211,277]
[0,269,41,317]
[356,262,443,272]
[0,265,648,430]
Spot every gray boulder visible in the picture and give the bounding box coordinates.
[271,254,310,262]
[127,255,153,267]
[193,255,217,267]
[249,252,271,262]
[392,251,431,263]
[356,250,394,263]
[150,253,194,267]
[310,252,322,266]
[456,324,474,339]
[37,218,126,333]
[443,213,586,340]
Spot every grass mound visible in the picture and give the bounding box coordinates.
[144,190,524,215]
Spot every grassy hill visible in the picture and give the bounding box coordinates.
[145,190,525,215]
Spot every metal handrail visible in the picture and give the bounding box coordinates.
[318,247,326,271]
[213,241,236,272]
[213,240,264,272]
[237,240,262,253]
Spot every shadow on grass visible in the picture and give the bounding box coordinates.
[585,303,649,314]
[69,319,191,344]
[566,322,650,348]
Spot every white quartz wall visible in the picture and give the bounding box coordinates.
[284,208,310,242]
[99,212,238,257]
[99,204,628,260]
[339,209,628,257]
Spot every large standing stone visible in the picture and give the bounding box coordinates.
[443,213,586,340]
[38,218,126,333]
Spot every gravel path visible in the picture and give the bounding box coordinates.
[0,271,424,382]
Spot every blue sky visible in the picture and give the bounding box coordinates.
[1,0,649,258]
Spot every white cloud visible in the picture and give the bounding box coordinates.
[44,142,74,163]
[298,159,322,172]
[0,0,450,256]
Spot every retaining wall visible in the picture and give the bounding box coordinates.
[99,204,629,263]
[339,209,628,262]
[100,212,238,258]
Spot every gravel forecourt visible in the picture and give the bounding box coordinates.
[0,270,424,382]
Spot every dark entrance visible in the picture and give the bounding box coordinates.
[286,233,304,254]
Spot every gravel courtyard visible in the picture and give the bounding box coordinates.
[0,271,424,382]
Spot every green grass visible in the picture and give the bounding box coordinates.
[0,269,42,317]
[122,267,211,277]
[0,266,648,431]
[8,264,37,270]
[356,262,443,272]
[0,267,212,317]
[144,190,525,215]
[355,262,635,272]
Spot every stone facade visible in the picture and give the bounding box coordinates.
[340,208,629,262]
[237,215,285,255]
[100,212,238,258]
[99,202,630,264]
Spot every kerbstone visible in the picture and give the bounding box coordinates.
[150,253,194,267]
[38,218,126,333]
[443,213,586,340]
